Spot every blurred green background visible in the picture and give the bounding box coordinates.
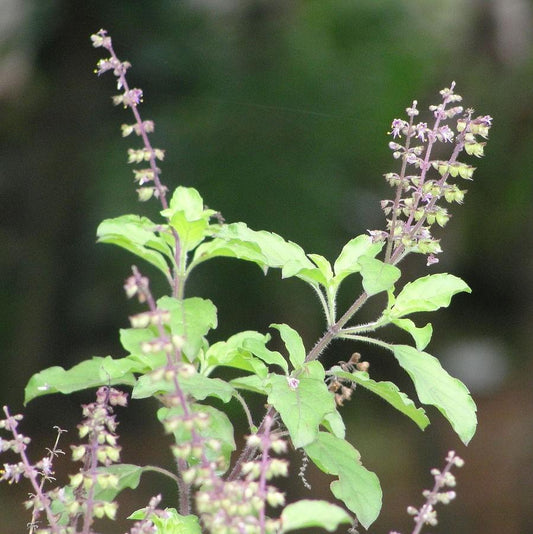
[1,0,533,532]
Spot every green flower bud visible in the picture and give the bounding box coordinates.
[267,459,289,478]
[103,502,117,519]
[458,164,475,179]
[129,312,151,328]
[266,489,286,507]
[69,472,84,488]
[465,142,485,157]
[182,468,196,484]
[71,445,86,462]
[435,210,450,227]
[120,123,135,137]
[83,475,94,491]
[67,501,80,515]
[177,362,195,377]
[432,160,449,176]
[448,163,460,178]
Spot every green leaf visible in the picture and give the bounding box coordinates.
[390,317,433,351]
[205,330,288,375]
[51,464,145,522]
[128,508,201,534]
[216,222,314,273]
[270,323,306,370]
[392,344,477,444]
[169,212,209,251]
[328,367,429,430]
[158,296,217,360]
[133,373,235,403]
[267,361,336,448]
[308,254,334,281]
[97,215,172,279]
[24,356,138,404]
[389,274,471,317]
[284,263,328,287]
[159,187,216,252]
[161,186,214,222]
[280,500,352,532]
[242,335,288,374]
[333,235,382,284]
[229,374,269,395]
[93,464,144,501]
[158,404,235,472]
[305,432,382,529]
[120,327,166,367]
[205,339,268,378]
[191,238,265,269]
[358,255,401,296]
[321,409,346,439]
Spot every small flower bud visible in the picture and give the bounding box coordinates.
[137,187,154,202]
[464,141,485,157]
[246,434,262,449]
[266,489,286,507]
[182,468,197,484]
[287,377,299,390]
[71,445,86,462]
[69,472,84,488]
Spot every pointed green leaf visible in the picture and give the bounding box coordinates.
[390,317,433,351]
[333,235,382,283]
[305,432,382,529]
[168,212,209,251]
[282,262,327,287]
[161,186,213,222]
[203,330,278,377]
[158,296,217,361]
[308,254,333,280]
[128,509,201,534]
[133,373,234,403]
[216,222,314,272]
[159,187,215,252]
[191,238,265,268]
[24,356,138,404]
[205,340,268,378]
[358,256,401,296]
[328,367,429,430]
[389,274,471,317]
[97,215,172,279]
[119,327,165,368]
[321,409,346,439]
[280,500,352,532]
[158,404,235,472]
[393,344,477,444]
[93,464,144,501]
[241,335,288,374]
[229,374,269,395]
[270,323,306,370]
[267,361,336,448]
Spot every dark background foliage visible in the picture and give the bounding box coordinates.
[1,1,533,532]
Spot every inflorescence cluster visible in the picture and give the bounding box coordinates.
[91,29,289,534]
[1,387,130,533]
[370,83,492,266]
[0,28,478,534]
[390,450,464,534]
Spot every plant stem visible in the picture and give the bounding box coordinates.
[228,290,369,481]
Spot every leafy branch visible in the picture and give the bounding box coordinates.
[0,28,492,534]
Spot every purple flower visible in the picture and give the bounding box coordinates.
[390,119,408,138]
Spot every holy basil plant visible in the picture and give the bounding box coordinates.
[4,29,492,534]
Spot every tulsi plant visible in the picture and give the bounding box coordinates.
[0,29,492,534]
